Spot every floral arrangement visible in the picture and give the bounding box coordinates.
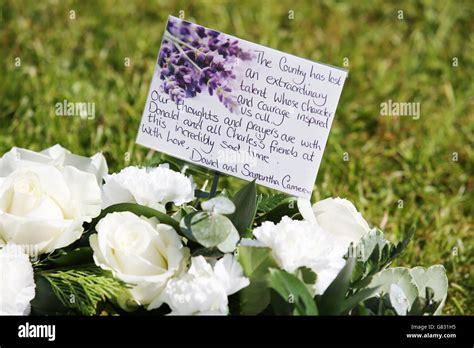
[0,145,448,316]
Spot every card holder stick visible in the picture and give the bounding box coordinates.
[209,171,221,198]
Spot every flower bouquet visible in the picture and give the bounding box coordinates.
[0,145,448,316]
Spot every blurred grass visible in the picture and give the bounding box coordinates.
[1,0,473,315]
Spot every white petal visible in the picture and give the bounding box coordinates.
[297,197,317,223]
[214,254,249,295]
[61,166,102,220]
[0,244,36,315]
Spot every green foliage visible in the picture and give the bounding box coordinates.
[256,193,288,214]
[229,180,257,237]
[297,266,317,285]
[30,275,72,315]
[191,246,224,258]
[170,205,196,222]
[318,257,378,315]
[34,265,130,316]
[89,203,181,232]
[351,226,414,286]
[238,245,279,315]
[35,247,94,269]
[269,269,318,315]
[254,197,299,225]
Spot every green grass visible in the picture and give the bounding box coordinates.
[1,0,472,315]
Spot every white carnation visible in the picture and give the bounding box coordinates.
[162,254,249,315]
[0,244,36,315]
[102,165,195,210]
[253,216,346,295]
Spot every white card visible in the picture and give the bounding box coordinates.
[137,16,348,198]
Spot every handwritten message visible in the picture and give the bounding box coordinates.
[136,16,348,198]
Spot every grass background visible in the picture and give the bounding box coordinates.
[1,0,472,315]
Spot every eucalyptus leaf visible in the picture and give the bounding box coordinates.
[217,226,240,253]
[201,196,235,215]
[180,211,233,248]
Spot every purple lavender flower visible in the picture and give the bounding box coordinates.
[158,17,253,111]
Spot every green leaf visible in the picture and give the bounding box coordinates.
[180,211,236,248]
[339,287,379,314]
[254,197,299,225]
[170,205,196,222]
[36,247,94,269]
[89,203,181,232]
[318,257,356,315]
[238,245,279,315]
[390,224,415,260]
[318,257,376,315]
[297,266,317,285]
[191,247,224,258]
[229,180,257,237]
[269,269,318,315]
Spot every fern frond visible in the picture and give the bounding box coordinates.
[256,193,289,213]
[40,265,130,315]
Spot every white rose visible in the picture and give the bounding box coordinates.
[102,165,195,210]
[162,254,249,315]
[298,197,372,249]
[89,211,189,310]
[0,244,36,315]
[0,144,107,185]
[0,145,105,255]
[253,216,346,295]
